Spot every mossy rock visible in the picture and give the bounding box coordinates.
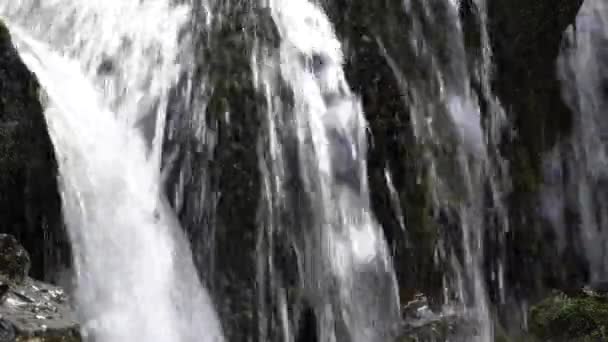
[0,234,31,285]
[530,292,608,341]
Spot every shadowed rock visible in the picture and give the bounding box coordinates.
[0,234,30,285]
[0,234,80,342]
[0,19,67,282]
[397,294,480,342]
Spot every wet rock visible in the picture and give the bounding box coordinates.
[583,280,608,298]
[0,235,80,342]
[0,234,31,285]
[0,279,81,342]
[487,0,587,303]
[398,313,477,341]
[398,294,479,342]
[324,1,587,331]
[0,20,68,282]
[0,319,16,340]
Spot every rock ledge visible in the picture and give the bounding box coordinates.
[0,234,80,342]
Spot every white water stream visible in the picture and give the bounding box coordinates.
[0,1,224,341]
[543,0,608,283]
[255,0,401,341]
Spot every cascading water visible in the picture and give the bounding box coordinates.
[0,0,528,340]
[254,0,400,340]
[543,0,608,283]
[0,1,224,341]
[374,0,510,339]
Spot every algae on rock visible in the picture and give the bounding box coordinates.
[529,292,608,341]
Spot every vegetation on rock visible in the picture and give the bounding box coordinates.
[530,292,608,341]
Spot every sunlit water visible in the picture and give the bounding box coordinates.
[0,0,224,341]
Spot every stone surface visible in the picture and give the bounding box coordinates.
[323,0,585,309]
[0,234,31,285]
[397,294,481,342]
[0,20,68,282]
[0,235,80,342]
[0,279,80,342]
[487,0,587,298]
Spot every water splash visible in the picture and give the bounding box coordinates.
[254,0,401,340]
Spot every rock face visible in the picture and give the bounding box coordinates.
[0,235,80,342]
[0,234,31,285]
[323,0,585,305]
[487,0,587,299]
[0,21,68,282]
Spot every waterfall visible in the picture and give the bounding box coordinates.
[0,1,224,341]
[254,0,400,340]
[0,0,528,340]
[544,0,608,282]
[373,0,510,339]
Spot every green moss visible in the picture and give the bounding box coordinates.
[512,145,541,195]
[0,20,8,42]
[530,293,608,341]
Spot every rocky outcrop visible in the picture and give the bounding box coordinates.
[0,234,80,341]
[162,5,267,340]
[0,20,68,282]
[397,294,479,342]
[487,0,586,298]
